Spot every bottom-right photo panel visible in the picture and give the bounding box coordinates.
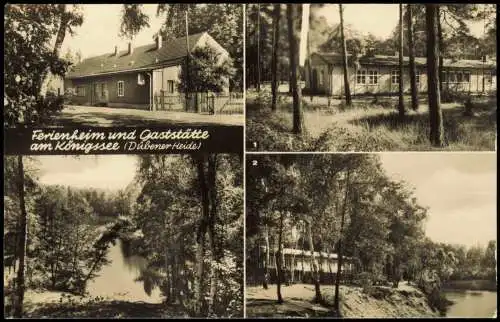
[245,153,496,318]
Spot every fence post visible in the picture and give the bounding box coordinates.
[211,94,215,115]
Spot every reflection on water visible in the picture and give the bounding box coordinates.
[86,239,163,303]
[445,290,497,318]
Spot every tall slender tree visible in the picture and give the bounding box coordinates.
[270,4,281,111]
[287,4,304,134]
[407,4,419,111]
[339,4,352,106]
[398,4,405,118]
[426,4,445,147]
[333,169,350,316]
[13,156,28,318]
[256,4,261,92]
[276,211,285,304]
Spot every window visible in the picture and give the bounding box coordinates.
[167,80,175,93]
[356,70,366,84]
[391,70,400,84]
[319,70,324,85]
[441,71,448,83]
[463,72,471,83]
[415,72,420,84]
[456,72,463,83]
[368,70,378,85]
[117,81,124,97]
[101,83,106,97]
[485,72,492,84]
[76,86,86,97]
[449,72,456,83]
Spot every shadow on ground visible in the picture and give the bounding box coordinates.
[246,298,334,318]
[25,300,185,318]
[52,111,241,127]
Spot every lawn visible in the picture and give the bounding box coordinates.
[246,93,497,152]
[49,105,244,127]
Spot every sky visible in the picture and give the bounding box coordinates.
[380,153,497,248]
[314,4,487,40]
[36,155,138,192]
[61,4,164,59]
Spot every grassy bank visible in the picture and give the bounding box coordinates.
[246,94,497,152]
[246,283,440,318]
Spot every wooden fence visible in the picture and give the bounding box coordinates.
[153,92,243,115]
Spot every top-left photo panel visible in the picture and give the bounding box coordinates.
[4,3,244,129]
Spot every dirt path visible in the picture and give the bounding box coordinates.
[52,105,244,127]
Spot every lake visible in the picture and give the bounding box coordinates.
[86,239,163,303]
[444,290,497,318]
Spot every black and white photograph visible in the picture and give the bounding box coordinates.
[245,153,496,318]
[4,154,243,318]
[4,4,244,128]
[246,4,496,151]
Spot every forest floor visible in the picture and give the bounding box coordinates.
[246,282,440,318]
[246,94,496,151]
[8,290,190,318]
[50,105,244,127]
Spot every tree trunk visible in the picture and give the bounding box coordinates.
[207,154,218,316]
[339,4,352,106]
[13,156,28,318]
[334,170,350,316]
[287,4,304,134]
[306,219,322,303]
[271,4,281,111]
[256,4,261,92]
[276,212,284,304]
[290,236,299,284]
[185,11,191,112]
[195,155,210,316]
[40,4,70,93]
[398,4,405,118]
[407,4,419,111]
[263,224,270,289]
[437,6,444,94]
[426,4,445,147]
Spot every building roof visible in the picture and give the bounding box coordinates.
[67,32,211,79]
[312,52,496,70]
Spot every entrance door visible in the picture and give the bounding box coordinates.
[93,83,99,105]
[312,69,318,93]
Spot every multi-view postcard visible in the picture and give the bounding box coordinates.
[2,2,498,320]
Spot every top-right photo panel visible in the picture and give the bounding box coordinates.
[245,4,497,152]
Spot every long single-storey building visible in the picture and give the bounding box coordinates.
[305,52,497,97]
[64,32,229,110]
[246,246,357,285]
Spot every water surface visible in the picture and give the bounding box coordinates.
[86,239,163,303]
[444,290,497,318]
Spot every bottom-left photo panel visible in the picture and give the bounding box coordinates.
[3,154,243,318]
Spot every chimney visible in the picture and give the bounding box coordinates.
[113,46,117,56]
[155,32,163,50]
[127,42,133,55]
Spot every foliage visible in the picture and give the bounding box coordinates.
[121,4,243,91]
[178,46,235,94]
[128,154,243,317]
[119,4,150,40]
[4,4,83,127]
